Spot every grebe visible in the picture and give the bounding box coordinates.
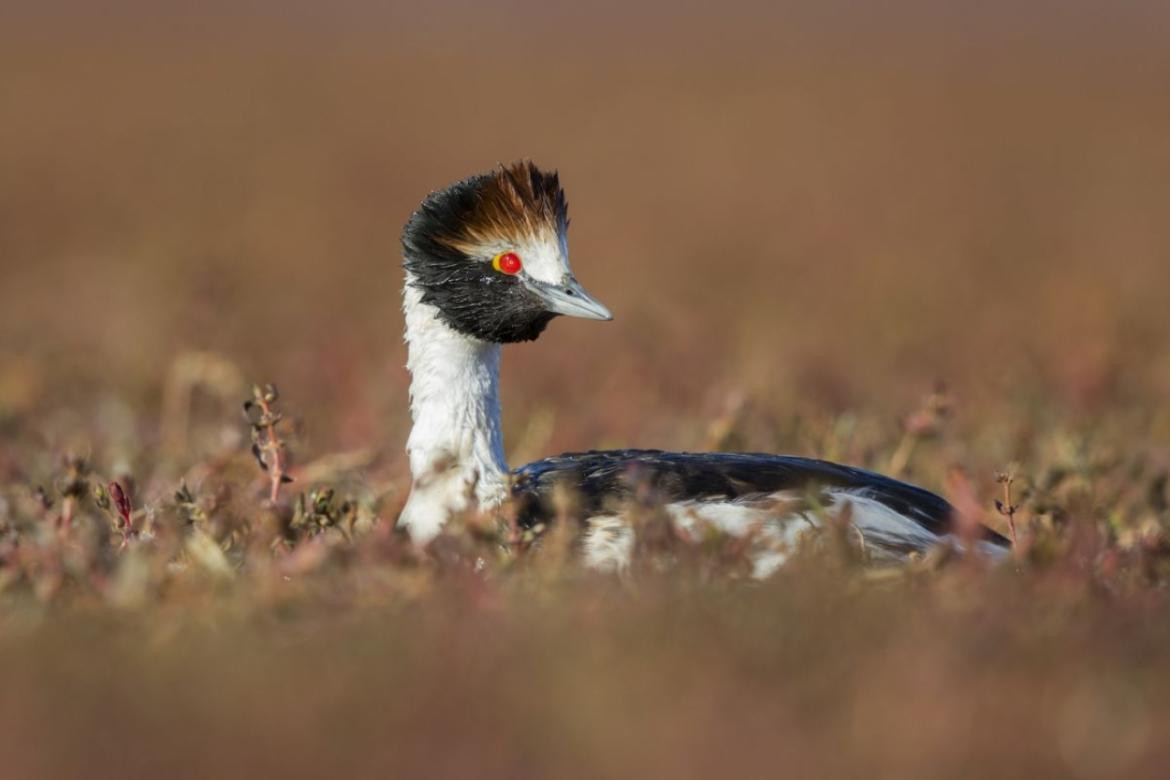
[398,162,1007,573]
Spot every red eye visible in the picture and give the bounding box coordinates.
[493,252,523,275]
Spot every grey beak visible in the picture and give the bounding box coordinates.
[524,276,613,321]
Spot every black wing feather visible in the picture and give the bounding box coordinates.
[512,449,1007,546]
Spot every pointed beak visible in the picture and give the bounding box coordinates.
[524,276,613,321]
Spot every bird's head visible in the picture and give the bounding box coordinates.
[402,161,612,344]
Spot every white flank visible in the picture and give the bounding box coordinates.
[581,515,636,572]
[580,488,975,578]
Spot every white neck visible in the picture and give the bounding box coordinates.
[397,279,510,542]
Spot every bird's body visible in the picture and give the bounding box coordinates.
[397,162,1008,571]
[513,449,1005,573]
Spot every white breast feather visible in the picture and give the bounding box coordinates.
[398,281,510,542]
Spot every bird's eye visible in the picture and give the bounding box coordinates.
[492,252,523,275]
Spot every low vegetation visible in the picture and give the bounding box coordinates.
[2,365,1169,777]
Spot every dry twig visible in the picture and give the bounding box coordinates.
[245,383,293,503]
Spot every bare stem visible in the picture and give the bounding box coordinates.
[257,393,286,503]
[995,471,1020,554]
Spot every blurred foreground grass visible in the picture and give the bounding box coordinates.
[3,567,1169,779]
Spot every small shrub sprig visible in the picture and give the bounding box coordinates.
[94,480,136,549]
[888,384,952,478]
[244,383,293,503]
[290,486,358,539]
[995,470,1021,550]
[58,456,89,532]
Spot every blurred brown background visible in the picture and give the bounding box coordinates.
[2,0,1169,457]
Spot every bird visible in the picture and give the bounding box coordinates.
[397,161,1008,575]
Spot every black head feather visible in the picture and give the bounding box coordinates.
[402,162,568,343]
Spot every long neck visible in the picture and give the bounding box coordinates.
[398,280,510,542]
